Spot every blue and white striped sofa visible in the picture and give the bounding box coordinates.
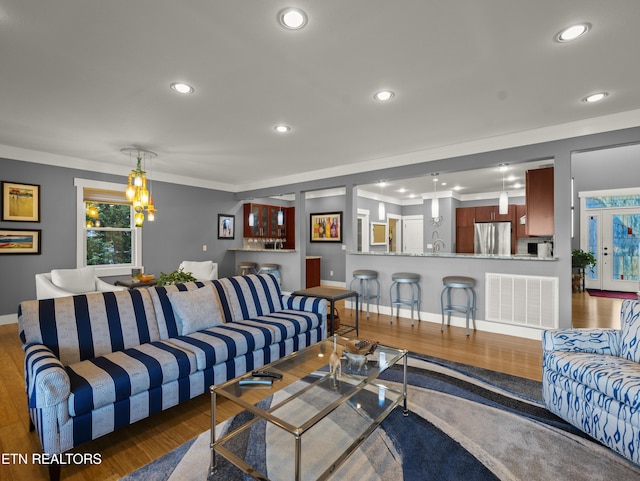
[18,274,327,478]
[543,299,640,465]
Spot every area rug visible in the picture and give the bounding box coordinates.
[120,355,640,481]
[587,288,638,300]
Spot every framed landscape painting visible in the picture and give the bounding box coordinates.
[2,181,40,222]
[218,214,235,239]
[310,212,342,242]
[0,228,41,255]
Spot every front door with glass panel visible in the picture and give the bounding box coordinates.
[584,208,640,292]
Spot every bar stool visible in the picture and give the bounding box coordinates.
[237,262,257,276]
[389,272,421,325]
[349,269,380,318]
[440,276,477,336]
[258,263,281,285]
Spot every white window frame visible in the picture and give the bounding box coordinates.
[75,178,142,276]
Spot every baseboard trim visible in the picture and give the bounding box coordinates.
[344,301,543,340]
[320,280,346,288]
[0,313,18,326]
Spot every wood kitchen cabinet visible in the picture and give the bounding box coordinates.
[305,257,321,288]
[455,207,475,253]
[474,204,515,222]
[526,166,554,236]
[243,203,295,249]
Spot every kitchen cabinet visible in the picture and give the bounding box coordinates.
[474,204,515,222]
[306,257,321,288]
[455,207,475,253]
[526,166,554,236]
[243,203,295,249]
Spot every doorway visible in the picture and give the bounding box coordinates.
[387,214,402,253]
[402,216,424,253]
[582,201,640,292]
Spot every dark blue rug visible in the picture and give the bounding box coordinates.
[121,354,640,481]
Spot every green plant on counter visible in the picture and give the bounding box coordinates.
[572,249,597,273]
[156,268,197,286]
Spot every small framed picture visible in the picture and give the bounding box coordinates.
[310,212,342,242]
[2,181,41,222]
[218,214,235,239]
[0,228,42,255]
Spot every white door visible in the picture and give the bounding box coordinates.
[403,217,424,253]
[584,208,640,292]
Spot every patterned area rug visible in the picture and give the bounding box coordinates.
[121,355,640,481]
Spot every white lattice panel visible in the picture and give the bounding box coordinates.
[485,273,558,329]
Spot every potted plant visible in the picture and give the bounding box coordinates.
[156,268,197,286]
[572,249,596,293]
[572,249,597,272]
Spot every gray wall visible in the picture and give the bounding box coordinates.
[4,127,640,324]
[571,143,640,250]
[306,194,348,283]
[0,157,239,315]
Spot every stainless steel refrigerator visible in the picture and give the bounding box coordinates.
[474,222,511,255]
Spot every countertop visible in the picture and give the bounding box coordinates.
[348,251,557,260]
[228,247,296,253]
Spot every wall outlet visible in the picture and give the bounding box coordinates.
[330,270,334,276]
[203,245,207,251]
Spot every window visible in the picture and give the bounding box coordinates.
[75,178,142,276]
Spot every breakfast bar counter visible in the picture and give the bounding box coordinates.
[346,250,568,339]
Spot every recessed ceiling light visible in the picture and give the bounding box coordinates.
[583,92,609,103]
[398,188,407,193]
[274,124,291,133]
[556,23,591,42]
[498,163,509,172]
[453,186,462,191]
[170,82,194,94]
[374,90,395,101]
[279,8,307,29]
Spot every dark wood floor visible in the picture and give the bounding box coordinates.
[0,290,623,481]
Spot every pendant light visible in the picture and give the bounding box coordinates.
[122,148,158,227]
[499,164,509,215]
[378,181,386,221]
[277,195,284,226]
[431,173,439,219]
[246,197,255,227]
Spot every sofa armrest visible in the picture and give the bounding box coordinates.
[281,294,328,318]
[95,277,127,292]
[542,328,621,356]
[24,343,71,409]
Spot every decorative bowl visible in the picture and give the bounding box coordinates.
[132,274,155,282]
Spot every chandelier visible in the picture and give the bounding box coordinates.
[122,148,157,227]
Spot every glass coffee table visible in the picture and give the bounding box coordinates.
[209,335,408,481]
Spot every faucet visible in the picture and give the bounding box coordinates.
[431,231,445,253]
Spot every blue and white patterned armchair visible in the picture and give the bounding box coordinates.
[543,299,640,465]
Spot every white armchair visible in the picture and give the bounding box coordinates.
[178,261,218,281]
[35,266,127,299]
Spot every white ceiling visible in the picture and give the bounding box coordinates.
[1,1,639,193]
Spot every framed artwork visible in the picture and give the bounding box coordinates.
[310,212,342,242]
[0,228,42,255]
[218,214,235,239]
[2,181,40,222]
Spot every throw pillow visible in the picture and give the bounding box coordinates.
[167,285,225,335]
[50,266,96,294]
